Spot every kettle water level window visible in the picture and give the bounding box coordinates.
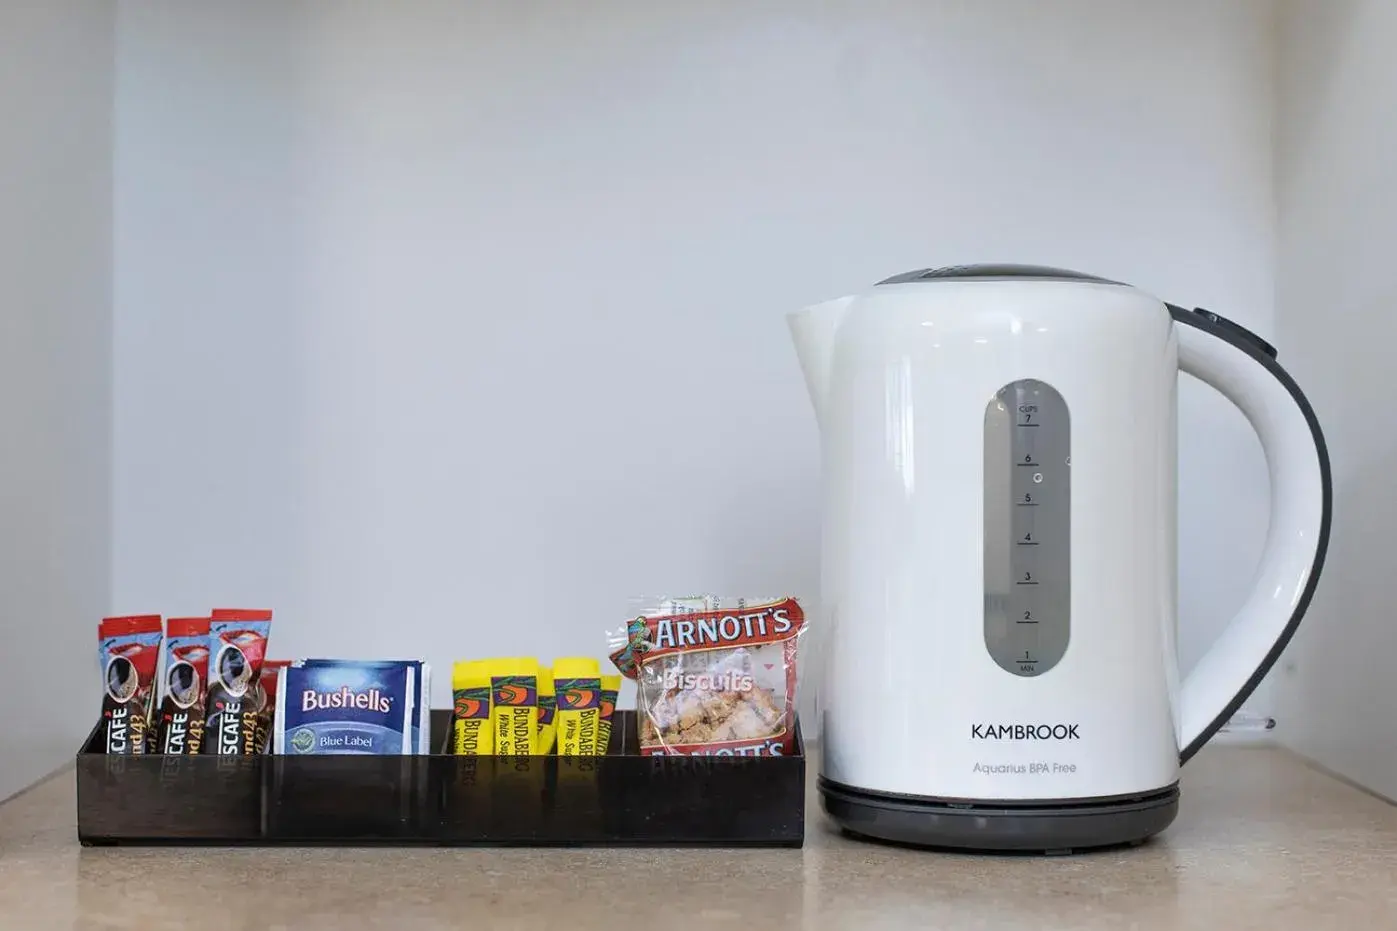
[983,379,1070,676]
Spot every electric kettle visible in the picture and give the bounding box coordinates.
[789,264,1330,852]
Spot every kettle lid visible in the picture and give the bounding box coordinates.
[877,264,1127,286]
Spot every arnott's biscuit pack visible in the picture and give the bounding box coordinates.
[607,596,807,757]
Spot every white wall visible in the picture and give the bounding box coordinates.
[0,2,114,799]
[114,0,1279,720]
[1273,0,1397,799]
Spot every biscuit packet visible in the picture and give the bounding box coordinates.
[607,596,806,757]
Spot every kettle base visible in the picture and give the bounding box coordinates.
[818,778,1179,854]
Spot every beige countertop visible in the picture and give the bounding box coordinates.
[1,744,1395,930]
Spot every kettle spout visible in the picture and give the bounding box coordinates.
[787,295,856,425]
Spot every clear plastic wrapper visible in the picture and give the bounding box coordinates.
[608,595,806,756]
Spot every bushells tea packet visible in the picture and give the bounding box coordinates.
[204,609,272,755]
[154,617,210,755]
[97,615,164,755]
[294,659,430,753]
[275,660,415,755]
[608,596,807,757]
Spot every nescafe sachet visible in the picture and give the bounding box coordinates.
[96,615,164,755]
[204,609,273,755]
[154,617,211,754]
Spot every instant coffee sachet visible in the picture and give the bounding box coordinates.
[204,609,272,755]
[96,615,164,755]
[153,617,210,754]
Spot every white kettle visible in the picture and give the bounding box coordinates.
[789,264,1330,852]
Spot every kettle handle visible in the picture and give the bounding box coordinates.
[1170,304,1332,763]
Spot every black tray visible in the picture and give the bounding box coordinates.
[76,710,805,847]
